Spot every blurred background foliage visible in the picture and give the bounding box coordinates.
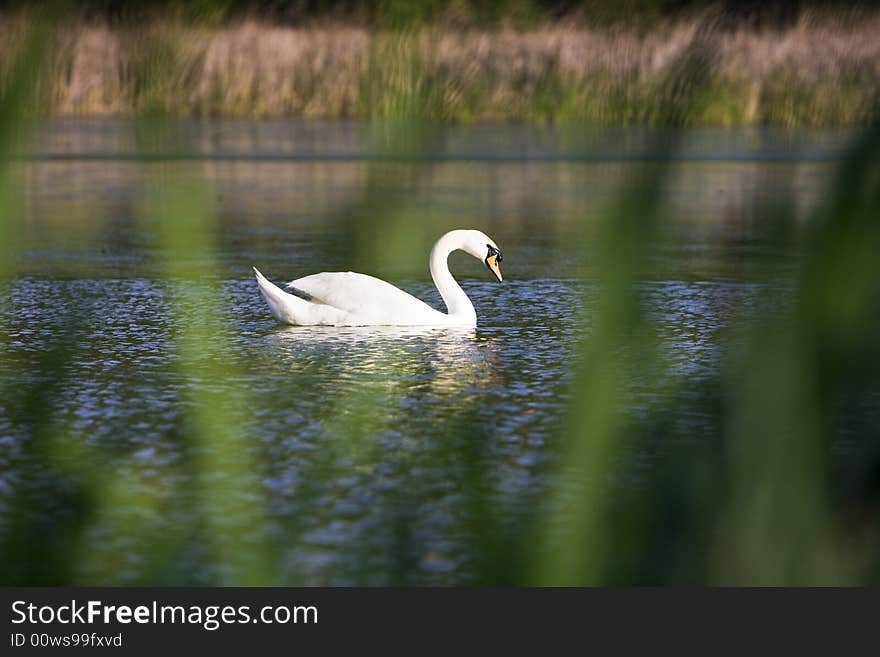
[0,2,878,586]
[1,0,879,124]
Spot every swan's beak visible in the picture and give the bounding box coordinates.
[485,253,503,282]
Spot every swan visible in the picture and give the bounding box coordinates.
[253,229,503,327]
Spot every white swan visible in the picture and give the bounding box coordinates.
[253,229,503,327]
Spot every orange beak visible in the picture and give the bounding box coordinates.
[485,253,503,282]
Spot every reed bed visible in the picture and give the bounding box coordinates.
[4,12,880,125]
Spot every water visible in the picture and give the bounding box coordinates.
[0,120,845,585]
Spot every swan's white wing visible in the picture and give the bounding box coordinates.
[287,272,447,325]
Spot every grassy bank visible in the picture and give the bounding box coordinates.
[4,12,880,125]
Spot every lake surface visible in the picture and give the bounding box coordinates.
[0,120,850,584]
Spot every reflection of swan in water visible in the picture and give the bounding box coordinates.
[263,324,501,395]
[266,325,477,343]
[253,229,503,327]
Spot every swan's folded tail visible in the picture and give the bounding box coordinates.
[253,266,344,325]
[253,266,303,324]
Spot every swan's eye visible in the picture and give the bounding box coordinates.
[486,244,502,262]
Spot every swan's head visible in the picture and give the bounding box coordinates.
[459,229,503,282]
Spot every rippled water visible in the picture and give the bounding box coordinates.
[0,120,842,584]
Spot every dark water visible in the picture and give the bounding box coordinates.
[0,120,844,584]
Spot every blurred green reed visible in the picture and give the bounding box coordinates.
[145,172,275,585]
[531,39,712,585]
[1,6,879,586]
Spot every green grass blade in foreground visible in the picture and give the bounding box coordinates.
[529,37,713,585]
[0,4,123,585]
[711,125,880,585]
[530,162,675,585]
[150,177,274,585]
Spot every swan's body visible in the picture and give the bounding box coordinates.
[254,229,503,327]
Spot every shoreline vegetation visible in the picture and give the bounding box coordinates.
[3,9,880,125]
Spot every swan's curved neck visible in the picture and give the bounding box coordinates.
[429,232,476,323]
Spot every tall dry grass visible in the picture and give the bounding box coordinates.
[3,11,880,124]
